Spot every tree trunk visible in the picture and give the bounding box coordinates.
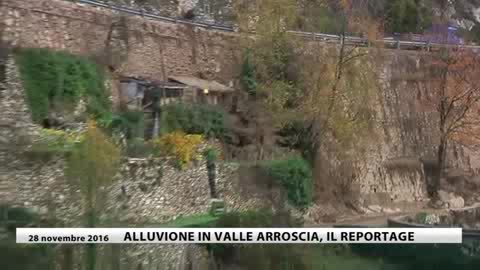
[62,245,73,270]
[207,161,217,198]
[86,178,97,270]
[312,145,335,203]
[313,11,348,204]
[86,208,97,270]
[433,137,447,198]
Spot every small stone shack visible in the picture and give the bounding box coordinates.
[119,76,186,139]
[119,76,234,109]
[168,75,233,107]
[118,76,233,139]
[119,76,186,110]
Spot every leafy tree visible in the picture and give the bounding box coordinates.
[298,0,351,34]
[385,0,433,33]
[233,0,379,203]
[233,0,301,161]
[464,23,480,44]
[290,0,379,203]
[240,49,257,95]
[234,0,298,83]
[66,120,121,270]
[414,49,480,198]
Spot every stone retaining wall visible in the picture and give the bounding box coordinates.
[0,54,269,269]
[1,0,480,209]
[0,0,239,88]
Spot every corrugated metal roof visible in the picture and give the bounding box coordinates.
[120,76,185,89]
[168,76,233,92]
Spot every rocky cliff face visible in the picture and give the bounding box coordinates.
[350,51,479,207]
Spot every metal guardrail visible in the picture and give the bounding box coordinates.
[74,0,480,51]
[76,0,234,31]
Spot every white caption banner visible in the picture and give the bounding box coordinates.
[16,228,462,244]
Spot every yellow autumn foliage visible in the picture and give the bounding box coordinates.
[37,128,85,151]
[66,119,121,209]
[152,131,204,168]
[39,128,84,142]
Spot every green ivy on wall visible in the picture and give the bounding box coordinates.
[15,48,110,123]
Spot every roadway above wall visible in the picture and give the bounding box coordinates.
[74,0,480,52]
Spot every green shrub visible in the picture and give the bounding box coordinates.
[0,241,53,270]
[214,209,275,228]
[26,128,84,158]
[125,138,152,158]
[206,210,308,270]
[276,121,317,165]
[260,157,312,208]
[5,207,37,223]
[203,148,217,162]
[415,212,428,224]
[15,48,110,123]
[0,206,39,231]
[1,205,54,270]
[205,209,274,262]
[385,0,432,33]
[297,5,345,34]
[240,49,257,95]
[107,111,145,139]
[160,103,227,138]
[151,132,204,169]
[209,200,225,216]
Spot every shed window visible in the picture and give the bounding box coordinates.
[120,81,144,100]
[165,88,183,98]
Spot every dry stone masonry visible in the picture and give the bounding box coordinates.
[4,1,480,269]
[340,51,479,207]
[0,54,267,269]
[2,0,480,206]
[0,63,270,220]
[2,0,480,267]
[0,0,239,86]
[107,157,271,224]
